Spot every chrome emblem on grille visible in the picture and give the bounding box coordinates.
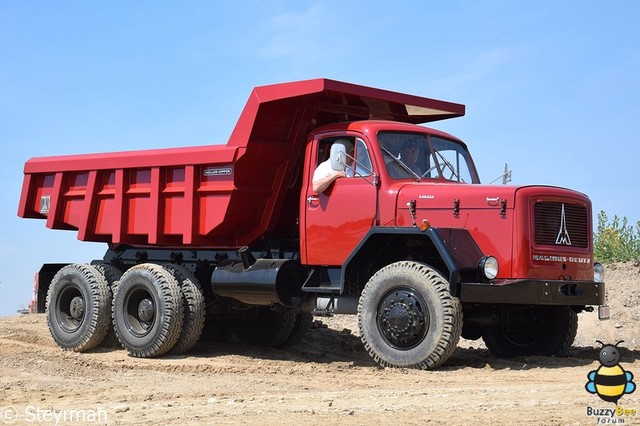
[555,203,572,245]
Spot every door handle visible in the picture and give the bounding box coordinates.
[307,195,319,204]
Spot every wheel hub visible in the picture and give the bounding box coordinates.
[387,304,412,331]
[56,285,85,332]
[137,298,154,322]
[377,288,429,350]
[69,296,85,319]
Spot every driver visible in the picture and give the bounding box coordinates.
[400,140,422,175]
[312,139,354,192]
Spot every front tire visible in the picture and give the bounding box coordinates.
[46,264,111,352]
[482,305,578,357]
[112,264,184,357]
[358,261,462,369]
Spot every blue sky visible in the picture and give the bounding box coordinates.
[1,1,639,316]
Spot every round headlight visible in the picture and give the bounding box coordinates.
[594,262,605,283]
[479,256,499,280]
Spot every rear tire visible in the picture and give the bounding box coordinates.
[278,313,313,348]
[46,264,111,352]
[112,264,184,357]
[234,308,296,347]
[94,263,123,290]
[94,263,123,348]
[358,261,462,369]
[163,264,206,354]
[482,305,578,357]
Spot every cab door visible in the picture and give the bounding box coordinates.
[301,135,377,266]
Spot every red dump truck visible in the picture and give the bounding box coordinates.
[18,78,607,369]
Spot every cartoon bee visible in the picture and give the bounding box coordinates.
[586,340,636,404]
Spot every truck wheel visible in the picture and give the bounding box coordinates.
[278,313,313,348]
[94,263,123,289]
[112,264,184,357]
[482,305,578,357]
[200,320,235,343]
[93,263,123,348]
[163,264,205,354]
[234,308,296,347]
[46,264,111,352]
[357,261,462,369]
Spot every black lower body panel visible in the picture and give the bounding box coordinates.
[460,279,604,306]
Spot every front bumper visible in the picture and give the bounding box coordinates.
[460,279,605,306]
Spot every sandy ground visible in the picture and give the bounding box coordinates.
[1,262,640,425]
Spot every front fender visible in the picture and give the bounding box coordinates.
[342,226,483,297]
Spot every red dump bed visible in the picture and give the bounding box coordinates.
[17,78,465,248]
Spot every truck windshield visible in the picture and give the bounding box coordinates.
[377,132,476,183]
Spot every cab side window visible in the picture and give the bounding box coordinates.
[316,136,372,177]
[316,139,331,166]
[355,138,372,177]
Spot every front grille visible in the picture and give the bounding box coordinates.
[534,202,589,248]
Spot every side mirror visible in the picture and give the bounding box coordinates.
[330,143,348,172]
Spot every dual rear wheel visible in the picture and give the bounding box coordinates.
[46,263,206,357]
[46,264,111,352]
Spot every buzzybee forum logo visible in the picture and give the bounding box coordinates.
[585,341,637,423]
[586,341,636,403]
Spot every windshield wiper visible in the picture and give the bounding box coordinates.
[434,151,465,183]
[380,147,421,181]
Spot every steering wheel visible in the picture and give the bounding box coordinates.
[421,163,441,178]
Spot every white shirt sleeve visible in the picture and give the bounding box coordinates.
[312,160,333,183]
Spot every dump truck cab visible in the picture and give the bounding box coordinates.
[300,120,480,266]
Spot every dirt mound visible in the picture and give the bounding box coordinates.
[574,261,640,349]
[0,262,639,425]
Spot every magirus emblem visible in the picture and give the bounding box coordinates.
[555,203,572,245]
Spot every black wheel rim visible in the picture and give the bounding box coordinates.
[377,287,429,350]
[56,284,85,333]
[123,284,156,337]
